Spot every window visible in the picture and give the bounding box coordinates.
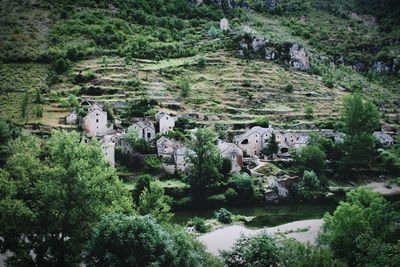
[241,139,249,145]
[256,140,258,143]
[147,132,151,138]
[96,119,99,123]
[96,113,99,116]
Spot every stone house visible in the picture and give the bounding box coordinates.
[100,138,115,167]
[217,142,243,172]
[65,111,78,125]
[174,147,195,173]
[157,136,179,159]
[82,103,111,137]
[132,120,155,141]
[234,126,274,156]
[374,131,394,146]
[156,112,175,134]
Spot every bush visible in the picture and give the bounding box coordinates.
[293,145,327,177]
[215,208,232,224]
[228,174,255,200]
[53,57,70,74]
[225,188,238,200]
[177,79,191,98]
[197,57,206,68]
[144,155,161,173]
[189,217,209,233]
[296,170,324,200]
[253,117,269,127]
[305,105,314,119]
[284,84,294,93]
[323,77,334,88]
[221,233,280,267]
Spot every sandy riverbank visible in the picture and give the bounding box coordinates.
[198,219,323,256]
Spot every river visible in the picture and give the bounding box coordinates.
[172,200,338,228]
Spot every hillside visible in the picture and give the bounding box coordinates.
[0,0,399,131]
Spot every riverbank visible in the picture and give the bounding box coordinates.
[198,219,324,256]
[361,182,400,196]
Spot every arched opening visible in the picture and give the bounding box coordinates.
[280,147,289,153]
[241,139,249,145]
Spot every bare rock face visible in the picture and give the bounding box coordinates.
[238,35,310,71]
[287,43,310,71]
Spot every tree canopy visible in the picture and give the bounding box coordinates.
[85,213,219,267]
[340,93,380,171]
[319,188,400,266]
[0,131,133,266]
[292,145,327,177]
[187,128,222,203]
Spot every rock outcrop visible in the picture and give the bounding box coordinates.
[238,33,310,71]
[285,43,310,71]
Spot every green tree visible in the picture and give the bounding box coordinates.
[0,131,133,266]
[228,174,255,200]
[305,105,314,119]
[0,119,20,167]
[296,170,324,200]
[220,157,232,177]
[187,128,222,203]
[254,117,269,127]
[221,233,280,267]
[178,79,191,98]
[319,188,400,266]
[262,132,279,157]
[138,181,173,223]
[132,174,152,204]
[215,208,232,224]
[54,57,70,74]
[124,127,151,154]
[144,155,161,173]
[340,93,380,171]
[293,145,327,177]
[21,92,29,119]
[280,239,346,267]
[85,214,214,267]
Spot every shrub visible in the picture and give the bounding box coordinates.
[197,57,206,68]
[228,174,255,199]
[225,188,238,200]
[323,77,334,88]
[215,208,232,224]
[305,105,314,119]
[53,57,70,74]
[295,170,324,200]
[253,117,269,127]
[221,233,280,267]
[189,217,209,233]
[284,84,294,93]
[177,79,191,98]
[144,155,161,173]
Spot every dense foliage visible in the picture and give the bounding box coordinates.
[0,131,133,266]
[85,213,216,267]
[320,189,400,266]
[187,128,223,203]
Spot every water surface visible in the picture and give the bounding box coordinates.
[173,201,337,228]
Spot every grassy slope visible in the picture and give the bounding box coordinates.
[0,0,398,131]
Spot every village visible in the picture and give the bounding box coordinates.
[64,99,395,202]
